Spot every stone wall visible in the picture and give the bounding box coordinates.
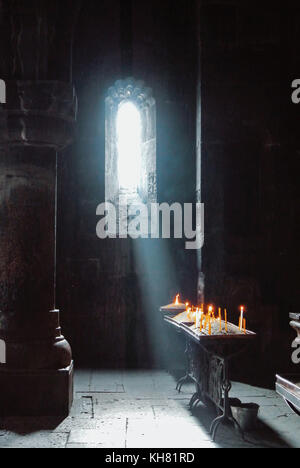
[51,0,300,378]
[200,0,300,383]
[56,0,198,368]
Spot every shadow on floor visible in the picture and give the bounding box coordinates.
[0,417,66,435]
[0,369,294,448]
[168,372,291,448]
[190,404,290,448]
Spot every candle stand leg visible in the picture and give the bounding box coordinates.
[176,337,191,392]
[189,383,202,409]
[176,375,191,392]
[209,358,245,442]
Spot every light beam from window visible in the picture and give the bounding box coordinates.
[117,101,142,192]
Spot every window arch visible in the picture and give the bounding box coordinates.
[105,78,157,206]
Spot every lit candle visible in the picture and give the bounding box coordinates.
[219,310,222,332]
[191,307,197,324]
[196,308,200,328]
[243,318,246,334]
[239,306,245,330]
[225,309,228,333]
[208,319,212,336]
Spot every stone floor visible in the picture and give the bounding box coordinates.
[0,369,298,448]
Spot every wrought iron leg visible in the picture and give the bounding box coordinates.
[189,392,199,409]
[210,414,225,440]
[176,337,191,393]
[189,383,202,409]
[210,358,245,442]
[176,374,190,392]
[210,413,245,441]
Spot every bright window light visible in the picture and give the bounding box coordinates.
[117,101,142,191]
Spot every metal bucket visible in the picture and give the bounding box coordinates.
[231,403,260,432]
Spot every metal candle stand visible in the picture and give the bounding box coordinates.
[164,315,256,441]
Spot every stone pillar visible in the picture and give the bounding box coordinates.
[0,81,77,416]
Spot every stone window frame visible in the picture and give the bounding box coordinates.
[105,78,157,207]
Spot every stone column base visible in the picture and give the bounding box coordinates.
[0,361,74,417]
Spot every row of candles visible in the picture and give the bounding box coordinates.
[175,295,247,335]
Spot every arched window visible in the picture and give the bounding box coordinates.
[105,78,157,206]
[117,101,142,192]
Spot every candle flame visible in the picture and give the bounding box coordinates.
[174,294,180,305]
[239,306,245,330]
